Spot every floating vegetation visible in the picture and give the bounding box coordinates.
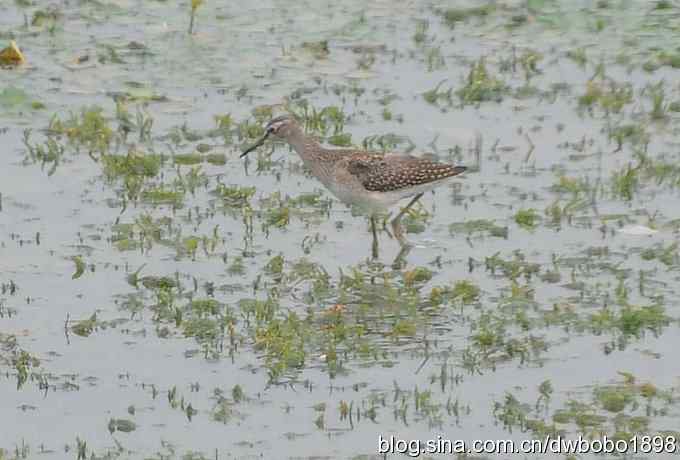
[213,184,256,208]
[100,150,166,203]
[301,40,330,58]
[578,79,633,113]
[611,165,639,201]
[439,4,496,28]
[644,49,680,72]
[457,58,508,105]
[485,252,540,281]
[107,418,136,434]
[641,242,678,266]
[423,80,452,105]
[102,150,162,179]
[645,81,668,121]
[48,106,113,156]
[468,311,547,367]
[141,186,185,206]
[494,372,680,442]
[288,101,347,139]
[550,373,677,440]
[545,175,593,224]
[70,313,98,337]
[9,348,41,390]
[609,124,649,152]
[403,266,433,287]
[514,209,539,230]
[175,165,208,195]
[451,280,481,304]
[519,50,542,80]
[590,303,669,341]
[431,280,481,306]
[234,118,264,144]
[362,133,414,152]
[6,2,680,459]
[425,46,446,72]
[550,175,589,195]
[111,214,174,252]
[0,86,31,110]
[328,132,352,146]
[71,256,86,279]
[31,6,61,30]
[264,205,290,229]
[449,219,508,238]
[213,113,233,131]
[22,129,64,176]
[173,152,226,166]
[566,47,587,67]
[253,310,308,380]
[413,20,429,45]
[174,152,206,167]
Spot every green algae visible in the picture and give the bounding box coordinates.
[6,2,680,459]
[102,151,162,179]
[609,124,649,152]
[402,267,433,287]
[141,187,184,206]
[301,40,330,58]
[514,208,539,230]
[578,79,633,113]
[439,4,496,28]
[107,418,136,434]
[457,58,508,105]
[611,165,639,201]
[48,106,113,156]
[451,280,481,304]
[213,184,255,208]
[449,219,508,238]
[71,313,98,337]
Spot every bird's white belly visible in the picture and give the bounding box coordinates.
[326,177,453,215]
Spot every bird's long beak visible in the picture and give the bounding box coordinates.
[240,131,270,158]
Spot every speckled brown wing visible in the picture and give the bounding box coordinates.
[345,154,466,192]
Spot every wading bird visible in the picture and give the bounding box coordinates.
[241,115,466,258]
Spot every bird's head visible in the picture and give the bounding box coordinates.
[240,115,300,158]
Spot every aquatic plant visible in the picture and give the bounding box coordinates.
[439,4,496,28]
[189,0,204,34]
[457,58,508,105]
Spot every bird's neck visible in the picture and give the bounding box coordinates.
[286,128,324,163]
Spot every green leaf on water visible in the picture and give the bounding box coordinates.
[0,86,30,108]
[71,313,97,337]
[108,418,137,433]
[527,0,550,13]
[72,256,85,279]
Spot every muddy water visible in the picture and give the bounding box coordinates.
[2,1,680,459]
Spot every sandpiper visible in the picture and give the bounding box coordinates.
[241,115,466,254]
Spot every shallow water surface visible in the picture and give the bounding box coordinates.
[2,1,680,459]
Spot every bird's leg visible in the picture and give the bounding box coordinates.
[381,214,393,238]
[390,193,424,246]
[392,244,412,270]
[370,215,379,260]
